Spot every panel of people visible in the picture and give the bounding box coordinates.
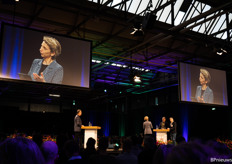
[143,116,177,144]
[74,111,177,146]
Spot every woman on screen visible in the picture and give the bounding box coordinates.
[195,68,213,103]
[28,36,63,84]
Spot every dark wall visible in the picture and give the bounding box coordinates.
[0,75,232,140]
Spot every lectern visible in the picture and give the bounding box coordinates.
[81,126,101,148]
[153,129,170,144]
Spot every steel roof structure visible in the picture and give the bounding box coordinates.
[0,0,232,104]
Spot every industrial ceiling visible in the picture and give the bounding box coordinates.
[0,0,232,104]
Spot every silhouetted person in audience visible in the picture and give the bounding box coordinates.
[55,132,70,164]
[41,141,59,164]
[89,137,116,164]
[0,132,7,143]
[81,137,97,160]
[0,137,45,164]
[166,141,216,164]
[130,135,143,156]
[138,136,157,164]
[63,139,88,164]
[116,137,138,164]
[207,140,232,158]
[32,132,43,148]
[152,144,174,164]
[176,135,186,145]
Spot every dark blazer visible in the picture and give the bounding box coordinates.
[28,59,63,84]
[143,121,153,135]
[169,122,177,134]
[159,122,168,129]
[74,115,82,132]
[195,86,214,103]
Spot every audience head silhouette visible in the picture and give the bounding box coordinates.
[98,137,109,151]
[63,140,80,159]
[0,137,45,164]
[41,141,59,164]
[166,141,216,164]
[122,138,133,152]
[87,137,96,149]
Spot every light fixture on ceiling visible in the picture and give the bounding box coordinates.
[130,22,144,36]
[2,0,19,4]
[130,11,156,36]
[216,51,223,55]
[134,75,141,83]
[49,94,60,97]
[142,12,157,30]
[216,48,227,55]
[130,27,144,36]
[221,48,227,54]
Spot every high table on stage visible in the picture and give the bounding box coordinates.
[81,126,101,148]
[153,129,170,144]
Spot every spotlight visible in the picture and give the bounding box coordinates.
[216,51,223,55]
[221,48,227,53]
[134,76,141,83]
[130,28,144,36]
[130,22,144,36]
[216,48,228,55]
[49,94,60,97]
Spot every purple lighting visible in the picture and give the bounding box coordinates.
[105,76,116,80]
[181,105,188,142]
[95,79,115,84]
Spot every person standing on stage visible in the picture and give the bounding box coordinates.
[168,117,177,145]
[159,116,168,129]
[74,109,83,147]
[143,116,153,137]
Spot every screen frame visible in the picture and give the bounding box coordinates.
[0,22,92,90]
[178,61,229,107]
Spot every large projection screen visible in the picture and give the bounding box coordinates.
[179,62,228,106]
[0,23,91,88]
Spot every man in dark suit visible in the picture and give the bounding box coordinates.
[74,109,83,147]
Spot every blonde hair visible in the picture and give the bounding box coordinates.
[43,36,61,59]
[77,109,82,114]
[200,68,211,83]
[144,116,149,121]
[170,117,174,121]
